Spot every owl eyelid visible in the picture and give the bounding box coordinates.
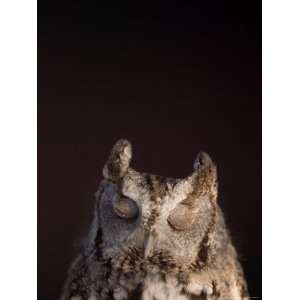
[112,195,139,219]
[167,204,197,231]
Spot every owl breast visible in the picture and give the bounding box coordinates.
[140,274,189,300]
[111,271,208,300]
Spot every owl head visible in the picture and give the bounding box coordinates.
[94,139,218,272]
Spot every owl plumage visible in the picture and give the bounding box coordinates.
[61,139,249,300]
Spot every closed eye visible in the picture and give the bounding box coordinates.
[167,204,196,231]
[113,195,139,219]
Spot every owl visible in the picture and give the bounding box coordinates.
[60,139,249,300]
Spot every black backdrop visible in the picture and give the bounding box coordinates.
[38,1,261,299]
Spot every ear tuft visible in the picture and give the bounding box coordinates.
[192,151,218,199]
[103,139,132,181]
[193,152,214,171]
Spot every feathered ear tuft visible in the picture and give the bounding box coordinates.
[192,151,218,199]
[193,152,214,171]
[103,139,132,181]
[168,151,218,231]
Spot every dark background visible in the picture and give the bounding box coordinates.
[38,1,261,299]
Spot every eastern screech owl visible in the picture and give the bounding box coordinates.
[60,139,249,300]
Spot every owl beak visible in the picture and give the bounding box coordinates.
[143,233,155,258]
